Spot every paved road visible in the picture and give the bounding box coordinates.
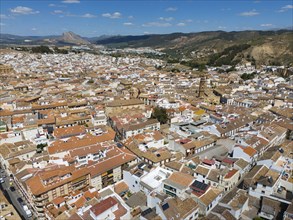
[0,169,31,220]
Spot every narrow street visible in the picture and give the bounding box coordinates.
[0,169,32,220]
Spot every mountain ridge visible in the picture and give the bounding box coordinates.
[1,30,292,66]
[59,31,90,45]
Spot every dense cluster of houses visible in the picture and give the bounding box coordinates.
[0,50,292,220]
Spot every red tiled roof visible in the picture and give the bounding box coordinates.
[52,196,66,206]
[222,158,234,164]
[74,196,87,209]
[225,169,238,179]
[48,128,115,154]
[202,159,215,165]
[180,138,192,144]
[243,146,257,157]
[53,125,86,138]
[90,197,117,217]
[89,150,136,177]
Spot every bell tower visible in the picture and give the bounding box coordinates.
[198,76,206,98]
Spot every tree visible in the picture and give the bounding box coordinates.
[152,107,169,124]
[253,217,263,220]
[36,143,47,153]
[31,46,53,54]
[286,130,292,140]
[241,72,256,80]
[54,46,68,54]
[198,63,206,71]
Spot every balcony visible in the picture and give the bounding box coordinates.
[259,211,274,220]
[33,195,48,202]
[71,181,88,191]
[34,200,47,206]
[36,206,45,213]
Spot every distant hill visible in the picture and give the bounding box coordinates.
[1,30,292,66]
[95,30,293,66]
[59,32,90,45]
[0,32,90,46]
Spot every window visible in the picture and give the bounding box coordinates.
[165,190,176,197]
[164,184,176,192]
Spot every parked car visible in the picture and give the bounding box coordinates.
[17,197,23,204]
[23,205,32,218]
[10,186,15,192]
[0,178,4,183]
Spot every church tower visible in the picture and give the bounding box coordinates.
[198,76,206,98]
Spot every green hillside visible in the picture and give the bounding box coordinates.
[96,30,293,66]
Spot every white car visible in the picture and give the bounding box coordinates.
[23,205,32,218]
[0,178,4,183]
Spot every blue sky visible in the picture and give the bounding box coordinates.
[1,0,292,37]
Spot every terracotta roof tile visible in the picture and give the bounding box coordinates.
[168,172,194,188]
[243,146,257,157]
[224,169,238,179]
[74,196,87,209]
[200,188,222,206]
[48,128,115,154]
[114,181,129,195]
[53,125,86,138]
[52,196,66,206]
[90,197,117,217]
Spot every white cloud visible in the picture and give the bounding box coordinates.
[81,13,96,18]
[32,27,37,31]
[177,22,186,26]
[277,4,293,12]
[159,17,173,21]
[218,26,227,29]
[166,7,177,12]
[239,9,259,16]
[62,0,80,3]
[52,11,95,18]
[0,23,5,26]
[49,3,66,8]
[128,15,134,19]
[142,22,172,27]
[260,23,273,27]
[52,10,64,14]
[0,14,14,19]
[123,22,133,26]
[185,19,193,23]
[102,12,121,19]
[283,5,293,9]
[10,6,39,15]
